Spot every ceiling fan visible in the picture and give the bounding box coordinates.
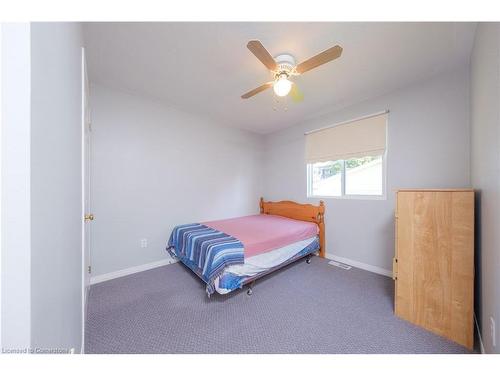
[241,40,343,100]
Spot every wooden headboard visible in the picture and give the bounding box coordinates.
[259,197,326,258]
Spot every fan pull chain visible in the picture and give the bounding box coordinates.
[273,94,278,111]
[271,93,291,111]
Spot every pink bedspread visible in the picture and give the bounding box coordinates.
[203,214,318,258]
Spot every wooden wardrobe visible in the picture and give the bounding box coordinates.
[393,189,474,349]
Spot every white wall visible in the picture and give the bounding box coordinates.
[90,85,263,277]
[29,22,84,353]
[470,23,500,354]
[263,67,471,272]
[1,22,32,351]
[1,22,83,353]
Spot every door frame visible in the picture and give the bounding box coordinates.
[80,46,92,353]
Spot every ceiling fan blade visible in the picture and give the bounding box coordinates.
[295,45,343,74]
[247,40,278,71]
[241,82,273,99]
[290,83,304,103]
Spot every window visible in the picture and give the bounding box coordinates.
[345,155,383,195]
[308,160,343,197]
[307,155,384,198]
[305,112,387,199]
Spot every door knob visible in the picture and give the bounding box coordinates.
[84,214,94,221]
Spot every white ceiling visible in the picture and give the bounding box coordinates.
[84,22,476,134]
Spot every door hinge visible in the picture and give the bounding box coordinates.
[392,257,398,280]
[88,265,91,274]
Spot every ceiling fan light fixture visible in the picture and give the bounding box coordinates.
[273,74,292,97]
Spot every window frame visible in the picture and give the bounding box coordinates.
[306,151,387,200]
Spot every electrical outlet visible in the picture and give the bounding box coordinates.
[140,238,148,248]
[490,316,496,348]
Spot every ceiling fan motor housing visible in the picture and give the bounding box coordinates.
[274,54,296,77]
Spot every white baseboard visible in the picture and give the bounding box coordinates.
[474,313,485,354]
[324,253,392,278]
[90,257,178,285]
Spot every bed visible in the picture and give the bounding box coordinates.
[166,198,325,296]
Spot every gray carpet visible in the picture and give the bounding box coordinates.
[85,257,474,354]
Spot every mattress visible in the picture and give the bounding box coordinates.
[214,236,319,294]
[204,214,319,257]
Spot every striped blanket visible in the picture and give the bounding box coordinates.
[167,223,244,296]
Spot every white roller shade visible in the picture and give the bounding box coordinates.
[305,112,387,163]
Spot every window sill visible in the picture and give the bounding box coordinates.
[307,194,387,201]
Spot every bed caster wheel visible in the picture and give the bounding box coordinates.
[247,281,255,296]
[306,256,312,264]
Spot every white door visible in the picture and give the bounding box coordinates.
[81,47,93,350]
